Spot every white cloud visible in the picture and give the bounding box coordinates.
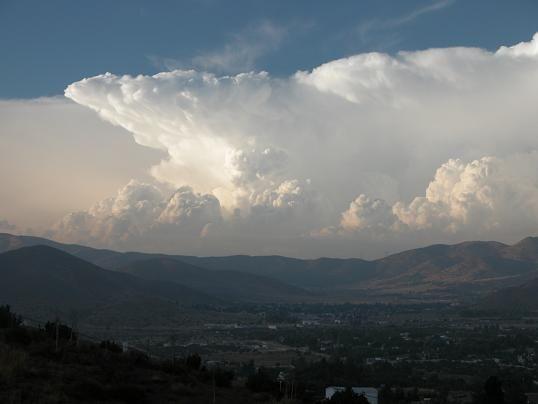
[51,180,222,250]
[497,32,538,57]
[392,153,538,236]
[321,152,538,245]
[229,147,288,187]
[158,186,221,228]
[52,180,164,246]
[46,33,538,257]
[340,195,396,232]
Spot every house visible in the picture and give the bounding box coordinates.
[325,386,378,404]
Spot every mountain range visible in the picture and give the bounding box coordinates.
[1,233,538,313]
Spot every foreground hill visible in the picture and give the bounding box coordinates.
[0,246,216,321]
[1,233,537,298]
[120,258,313,302]
[0,307,257,403]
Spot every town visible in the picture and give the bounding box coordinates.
[67,303,538,403]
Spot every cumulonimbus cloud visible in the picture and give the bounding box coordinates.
[54,33,538,257]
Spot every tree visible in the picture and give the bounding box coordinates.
[0,305,21,328]
[246,367,277,393]
[185,353,201,370]
[474,376,504,404]
[329,387,370,404]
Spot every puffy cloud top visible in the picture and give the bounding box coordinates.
[158,186,221,226]
[340,195,396,232]
[393,153,538,235]
[52,181,221,249]
[497,32,538,57]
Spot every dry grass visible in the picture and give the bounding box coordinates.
[0,343,27,381]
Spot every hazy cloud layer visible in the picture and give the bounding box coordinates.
[48,33,538,257]
[0,219,16,232]
[0,98,162,231]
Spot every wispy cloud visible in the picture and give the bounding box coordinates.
[386,0,455,27]
[357,0,456,45]
[151,21,287,74]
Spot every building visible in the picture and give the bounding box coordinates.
[325,386,378,404]
[526,392,538,404]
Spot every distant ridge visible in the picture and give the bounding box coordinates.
[120,258,313,302]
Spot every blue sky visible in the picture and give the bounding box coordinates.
[2,0,538,99]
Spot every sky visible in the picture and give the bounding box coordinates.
[1,0,538,258]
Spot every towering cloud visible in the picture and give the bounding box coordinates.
[55,33,538,257]
[327,153,538,242]
[52,181,221,250]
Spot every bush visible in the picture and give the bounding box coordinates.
[67,378,106,401]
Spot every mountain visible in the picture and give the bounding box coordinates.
[0,233,375,289]
[1,233,538,298]
[0,245,216,321]
[89,238,538,293]
[365,240,538,293]
[120,258,313,302]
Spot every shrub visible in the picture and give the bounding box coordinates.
[109,383,148,403]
